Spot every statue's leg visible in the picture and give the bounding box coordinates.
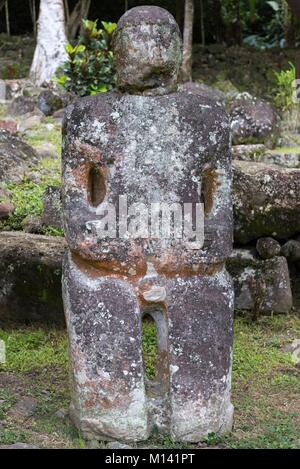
[62,251,149,442]
[166,267,234,442]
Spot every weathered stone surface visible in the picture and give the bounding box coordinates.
[37,90,63,116]
[0,129,39,183]
[42,186,63,229]
[180,82,226,106]
[21,214,43,234]
[52,108,66,123]
[62,6,234,443]
[114,6,182,95]
[7,96,36,116]
[256,237,281,259]
[232,144,266,161]
[227,249,292,314]
[0,202,15,221]
[5,78,31,101]
[0,79,6,102]
[262,149,300,168]
[281,240,300,263]
[233,160,300,244]
[0,119,17,134]
[106,442,133,449]
[7,396,38,420]
[229,92,279,146]
[232,144,300,168]
[18,113,44,132]
[0,232,65,325]
[289,339,300,365]
[54,408,68,420]
[0,443,40,449]
[35,142,58,160]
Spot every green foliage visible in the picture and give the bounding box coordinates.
[274,62,296,110]
[1,63,21,79]
[142,318,158,380]
[0,152,61,234]
[0,429,28,445]
[55,19,116,97]
[0,328,68,372]
[3,181,45,231]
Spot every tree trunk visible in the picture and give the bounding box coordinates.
[200,0,205,46]
[284,1,295,48]
[235,0,242,46]
[5,1,10,35]
[181,0,194,83]
[29,0,37,38]
[176,0,184,30]
[67,0,91,40]
[287,0,300,79]
[214,0,224,43]
[30,0,68,85]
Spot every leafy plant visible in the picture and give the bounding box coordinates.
[55,19,116,97]
[274,62,296,110]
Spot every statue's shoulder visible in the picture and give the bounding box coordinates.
[170,84,230,141]
[63,92,118,133]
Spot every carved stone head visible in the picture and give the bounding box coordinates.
[113,6,182,95]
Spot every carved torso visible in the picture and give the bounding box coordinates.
[62,88,232,276]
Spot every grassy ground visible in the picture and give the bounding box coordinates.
[0,315,299,449]
[0,114,62,235]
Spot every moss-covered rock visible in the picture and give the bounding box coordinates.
[227,249,292,314]
[229,92,280,146]
[0,129,38,183]
[233,160,300,244]
[0,231,66,325]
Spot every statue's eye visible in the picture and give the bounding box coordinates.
[87,165,106,207]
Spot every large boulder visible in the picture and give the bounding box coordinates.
[229,92,279,146]
[180,82,226,106]
[0,202,15,221]
[6,96,36,116]
[37,90,63,116]
[0,232,66,325]
[0,129,39,183]
[227,248,293,314]
[256,237,281,260]
[281,239,300,263]
[232,144,300,168]
[233,160,300,244]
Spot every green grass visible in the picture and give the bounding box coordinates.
[142,318,158,380]
[269,146,300,155]
[22,117,62,156]
[0,315,299,448]
[0,329,68,372]
[0,429,29,445]
[0,158,61,233]
[0,106,62,235]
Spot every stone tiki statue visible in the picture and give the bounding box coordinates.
[62,6,234,443]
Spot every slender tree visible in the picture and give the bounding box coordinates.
[287,0,300,78]
[5,0,10,35]
[29,0,37,38]
[30,0,68,85]
[65,0,91,39]
[181,0,194,83]
[284,1,295,48]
